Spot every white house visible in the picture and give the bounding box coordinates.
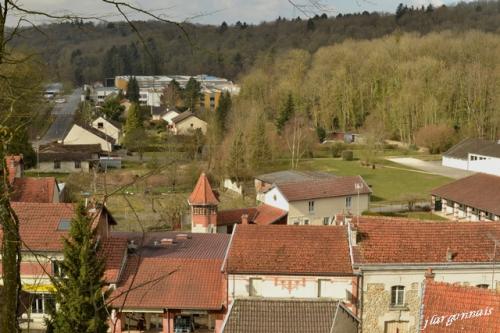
[162,109,180,124]
[442,138,500,176]
[62,124,116,152]
[170,111,207,135]
[259,174,371,225]
[350,216,500,333]
[91,116,122,142]
[224,224,359,315]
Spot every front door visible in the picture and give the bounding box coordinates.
[384,321,409,333]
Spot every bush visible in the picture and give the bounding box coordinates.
[414,124,455,154]
[342,150,354,161]
[330,142,346,158]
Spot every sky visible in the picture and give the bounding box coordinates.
[9,0,464,26]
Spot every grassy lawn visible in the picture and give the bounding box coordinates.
[363,211,448,221]
[268,157,452,204]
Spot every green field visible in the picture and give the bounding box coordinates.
[363,211,448,221]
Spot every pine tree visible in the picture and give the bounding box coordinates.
[124,102,142,134]
[248,112,271,172]
[183,78,201,111]
[215,92,232,134]
[126,76,140,103]
[51,203,109,333]
[226,130,246,181]
[275,93,294,134]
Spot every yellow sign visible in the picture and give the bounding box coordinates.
[22,284,56,292]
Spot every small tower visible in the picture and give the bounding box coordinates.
[188,173,219,233]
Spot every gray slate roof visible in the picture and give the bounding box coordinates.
[444,138,500,159]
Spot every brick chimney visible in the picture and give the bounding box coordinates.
[424,268,435,281]
[241,214,249,225]
[5,155,23,184]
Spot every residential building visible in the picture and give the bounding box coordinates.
[188,173,287,234]
[418,279,500,332]
[91,116,122,142]
[442,138,500,176]
[160,108,180,124]
[38,142,102,173]
[170,111,207,135]
[82,85,119,104]
[221,299,359,333]
[62,124,116,152]
[258,173,371,225]
[431,173,500,221]
[11,177,60,203]
[350,216,500,333]
[224,224,359,314]
[110,231,230,333]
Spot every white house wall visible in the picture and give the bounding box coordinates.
[467,155,500,176]
[91,117,121,142]
[63,125,113,152]
[262,187,289,211]
[442,156,468,170]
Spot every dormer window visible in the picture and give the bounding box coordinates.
[97,122,104,129]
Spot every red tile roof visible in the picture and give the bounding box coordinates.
[188,173,219,206]
[111,257,225,310]
[277,176,371,202]
[420,281,500,332]
[217,204,287,226]
[4,155,23,184]
[432,173,500,216]
[99,236,128,283]
[352,216,500,265]
[10,177,58,203]
[225,225,353,275]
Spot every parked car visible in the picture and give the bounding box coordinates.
[55,98,66,103]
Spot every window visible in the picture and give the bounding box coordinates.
[304,219,309,225]
[308,201,315,213]
[317,279,330,297]
[391,286,405,306]
[52,260,65,277]
[293,220,300,225]
[74,160,81,169]
[476,284,489,289]
[249,278,262,297]
[346,196,352,208]
[31,294,55,314]
[53,160,61,169]
[323,217,330,225]
[97,122,104,129]
[57,218,71,231]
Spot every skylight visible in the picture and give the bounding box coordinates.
[57,218,71,231]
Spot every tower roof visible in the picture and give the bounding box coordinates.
[188,173,219,206]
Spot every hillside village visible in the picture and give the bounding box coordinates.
[2,2,500,333]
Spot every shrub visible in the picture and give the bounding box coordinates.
[342,150,354,161]
[330,142,346,158]
[414,124,455,154]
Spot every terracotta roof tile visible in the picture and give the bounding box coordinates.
[11,177,57,203]
[277,176,371,202]
[226,225,353,275]
[99,236,128,283]
[352,216,500,265]
[420,281,500,332]
[253,204,288,225]
[188,173,219,205]
[4,155,23,184]
[216,204,287,226]
[223,298,344,333]
[432,173,500,216]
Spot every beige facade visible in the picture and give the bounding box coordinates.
[360,267,500,333]
[38,160,92,173]
[172,116,207,135]
[63,124,113,152]
[91,117,121,142]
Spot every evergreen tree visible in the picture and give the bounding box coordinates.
[275,93,294,134]
[124,102,142,134]
[215,92,232,134]
[307,18,316,31]
[126,76,140,103]
[248,113,271,172]
[51,203,109,333]
[226,130,246,181]
[183,77,201,111]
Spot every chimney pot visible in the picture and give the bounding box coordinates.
[241,214,249,225]
[425,268,435,281]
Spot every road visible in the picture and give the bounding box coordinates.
[386,157,474,179]
[39,88,82,144]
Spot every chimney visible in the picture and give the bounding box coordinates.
[241,214,249,225]
[349,224,358,246]
[176,233,191,240]
[446,248,455,262]
[160,238,174,246]
[424,268,435,281]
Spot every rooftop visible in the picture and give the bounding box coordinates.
[39,142,102,162]
[171,111,199,124]
[217,204,287,226]
[99,236,128,284]
[432,173,500,216]
[225,224,353,275]
[256,170,336,185]
[188,173,219,206]
[10,177,58,203]
[444,138,500,159]
[352,216,500,266]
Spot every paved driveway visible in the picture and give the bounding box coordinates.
[387,157,474,179]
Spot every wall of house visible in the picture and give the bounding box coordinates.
[63,125,113,152]
[467,154,500,176]
[39,161,91,173]
[262,187,289,211]
[432,197,500,222]
[162,111,180,124]
[174,117,208,135]
[442,156,468,170]
[361,267,500,333]
[332,305,359,333]
[288,194,370,225]
[228,274,353,303]
[91,117,121,142]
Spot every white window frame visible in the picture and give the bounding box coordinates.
[391,285,405,306]
[308,201,315,213]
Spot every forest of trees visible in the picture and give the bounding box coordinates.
[8,1,500,85]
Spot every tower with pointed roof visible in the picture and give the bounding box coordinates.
[188,173,219,233]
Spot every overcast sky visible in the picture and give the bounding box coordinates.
[10,0,463,26]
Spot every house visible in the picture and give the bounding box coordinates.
[162,108,181,124]
[322,131,363,144]
[170,111,207,135]
[11,177,60,203]
[431,173,500,221]
[259,174,371,225]
[38,142,102,173]
[224,224,359,314]
[0,202,124,331]
[91,116,122,142]
[110,232,230,333]
[221,298,359,333]
[62,124,116,152]
[188,173,287,233]
[442,138,500,176]
[418,279,500,332]
[350,216,500,333]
